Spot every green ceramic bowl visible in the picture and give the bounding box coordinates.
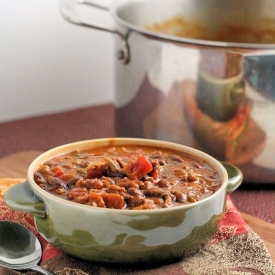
[4,138,242,264]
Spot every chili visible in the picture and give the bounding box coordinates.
[34,145,221,210]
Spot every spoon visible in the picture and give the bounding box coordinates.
[0,221,55,275]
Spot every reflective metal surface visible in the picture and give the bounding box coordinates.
[0,221,54,275]
[60,0,275,183]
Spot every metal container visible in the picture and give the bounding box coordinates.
[60,0,275,184]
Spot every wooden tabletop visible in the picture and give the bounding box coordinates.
[1,151,275,263]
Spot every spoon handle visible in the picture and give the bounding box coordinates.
[31,265,55,275]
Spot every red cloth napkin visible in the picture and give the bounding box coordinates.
[1,197,275,275]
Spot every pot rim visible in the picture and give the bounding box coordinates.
[27,137,229,214]
[109,0,275,50]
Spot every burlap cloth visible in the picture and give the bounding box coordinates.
[1,179,275,275]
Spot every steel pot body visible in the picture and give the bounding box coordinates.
[60,0,275,183]
[4,138,243,263]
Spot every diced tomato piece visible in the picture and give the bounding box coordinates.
[102,193,125,209]
[60,173,74,182]
[149,169,159,180]
[89,192,105,207]
[86,162,106,179]
[123,155,153,180]
[51,166,65,177]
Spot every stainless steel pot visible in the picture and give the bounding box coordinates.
[60,0,275,184]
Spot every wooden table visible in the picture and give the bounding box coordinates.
[1,151,275,263]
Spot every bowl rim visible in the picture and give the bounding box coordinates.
[27,137,228,214]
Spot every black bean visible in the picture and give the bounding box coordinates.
[116,179,140,189]
[124,194,144,207]
[168,155,183,163]
[144,188,170,198]
[106,170,124,178]
[34,172,47,184]
[48,177,66,189]
[127,187,143,196]
[157,179,170,188]
[173,191,187,203]
[67,177,81,187]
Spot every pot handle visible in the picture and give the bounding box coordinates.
[221,162,243,194]
[4,181,46,218]
[59,0,130,63]
[78,0,111,10]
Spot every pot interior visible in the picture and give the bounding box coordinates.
[113,0,275,46]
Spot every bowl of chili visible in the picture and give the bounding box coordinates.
[4,138,242,264]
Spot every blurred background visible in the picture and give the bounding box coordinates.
[0,0,114,123]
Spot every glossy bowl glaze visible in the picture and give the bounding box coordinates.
[4,138,242,264]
